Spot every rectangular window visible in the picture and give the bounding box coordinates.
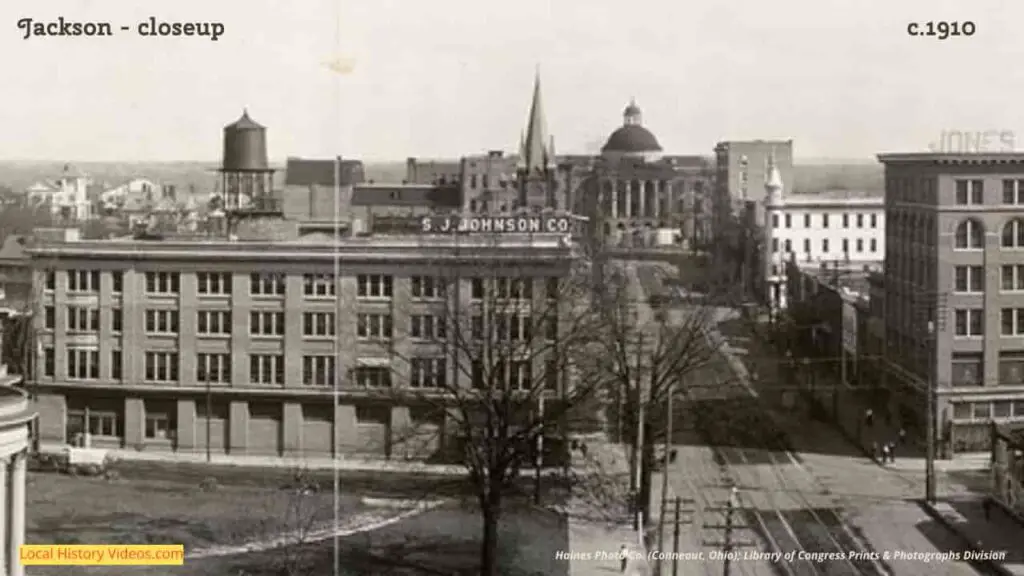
[144,351,180,383]
[302,274,336,297]
[197,310,232,335]
[355,367,391,387]
[471,278,484,300]
[197,272,232,295]
[856,239,864,252]
[842,213,849,228]
[954,309,984,337]
[69,410,119,438]
[1001,308,1024,336]
[998,351,1024,386]
[772,238,779,253]
[144,309,180,334]
[1003,179,1024,204]
[410,357,447,389]
[803,214,810,227]
[545,278,559,300]
[856,214,864,228]
[250,273,285,296]
[250,354,285,386]
[44,271,55,291]
[66,307,100,332]
[869,239,877,252]
[822,214,829,228]
[784,239,792,252]
[411,315,446,340]
[821,239,829,253]
[67,270,100,293]
[145,413,173,440]
[303,312,336,337]
[954,265,985,293]
[356,274,393,299]
[43,347,54,377]
[842,239,849,254]
[197,353,231,384]
[110,350,122,381]
[66,348,100,380]
[1001,264,1024,291]
[784,214,791,228]
[803,238,810,253]
[250,311,284,336]
[145,272,180,295]
[955,179,984,205]
[772,214,779,228]
[301,355,335,387]
[356,314,393,340]
[869,214,878,228]
[111,309,122,333]
[44,306,54,330]
[951,353,983,386]
[411,276,446,299]
[112,271,123,293]
[508,360,532,391]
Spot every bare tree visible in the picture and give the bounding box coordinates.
[376,236,610,576]
[246,467,333,576]
[593,260,734,526]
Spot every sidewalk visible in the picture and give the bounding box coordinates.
[566,439,651,576]
[921,496,1024,576]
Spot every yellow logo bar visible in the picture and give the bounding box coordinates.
[20,545,185,566]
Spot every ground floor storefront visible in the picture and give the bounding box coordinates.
[34,389,448,461]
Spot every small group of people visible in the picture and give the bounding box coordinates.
[865,408,908,465]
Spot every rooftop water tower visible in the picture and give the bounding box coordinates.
[220,109,277,214]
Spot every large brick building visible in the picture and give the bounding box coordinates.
[27,223,582,459]
[878,153,1024,453]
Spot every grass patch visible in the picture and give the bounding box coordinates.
[27,471,358,549]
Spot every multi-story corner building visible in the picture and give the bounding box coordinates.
[878,152,1024,453]
[27,225,581,458]
[754,158,884,310]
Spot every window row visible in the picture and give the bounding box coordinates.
[771,237,878,254]
[954,178,1024,206]
[44,271,558,302]
[953,218,1024,250]
[771,212,879,230]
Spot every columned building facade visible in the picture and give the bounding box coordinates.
[0,387,33,576]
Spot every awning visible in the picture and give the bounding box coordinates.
[356,357,391,368]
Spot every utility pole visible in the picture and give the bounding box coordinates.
[632,332,646,531]
[703,487,753,576]
[672,497,682,576]
[205,370,212,463]
[534,395,545,505]
[657,380,675,560]
[925,320,936,503]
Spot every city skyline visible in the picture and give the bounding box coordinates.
[0,0,1020,162]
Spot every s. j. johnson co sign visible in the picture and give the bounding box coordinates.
[420,215,572,234]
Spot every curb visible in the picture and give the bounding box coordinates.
[915,499,1015,576]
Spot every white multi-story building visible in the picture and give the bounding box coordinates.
[758,156,885,309]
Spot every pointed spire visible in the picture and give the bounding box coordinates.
[521,70,549,174]
[766,149,783,191]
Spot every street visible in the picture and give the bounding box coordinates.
[628,262,984,576]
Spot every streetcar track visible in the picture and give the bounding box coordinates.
[695,327,894,576]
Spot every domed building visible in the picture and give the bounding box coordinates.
[566,99,712,248]
[601,100,663,162]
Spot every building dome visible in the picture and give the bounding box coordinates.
[602,125,663,154]
[601,99,662,155]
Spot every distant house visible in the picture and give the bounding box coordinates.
[100,178,160,214]
[26,165,94,222]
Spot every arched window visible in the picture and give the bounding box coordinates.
[1003,218,1024,248]
[955,219,984,250]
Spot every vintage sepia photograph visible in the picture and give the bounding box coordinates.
[0,0,1021,575]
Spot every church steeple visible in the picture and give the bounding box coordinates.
[518,70,551,174]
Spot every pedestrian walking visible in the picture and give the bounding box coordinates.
[888,441,897,463]
[881,442,890,464]
[619,544,629,572]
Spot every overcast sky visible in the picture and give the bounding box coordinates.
[0,0,1019,162]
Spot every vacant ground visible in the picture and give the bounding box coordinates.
[29,500,570,576]
[26,471,359,549]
